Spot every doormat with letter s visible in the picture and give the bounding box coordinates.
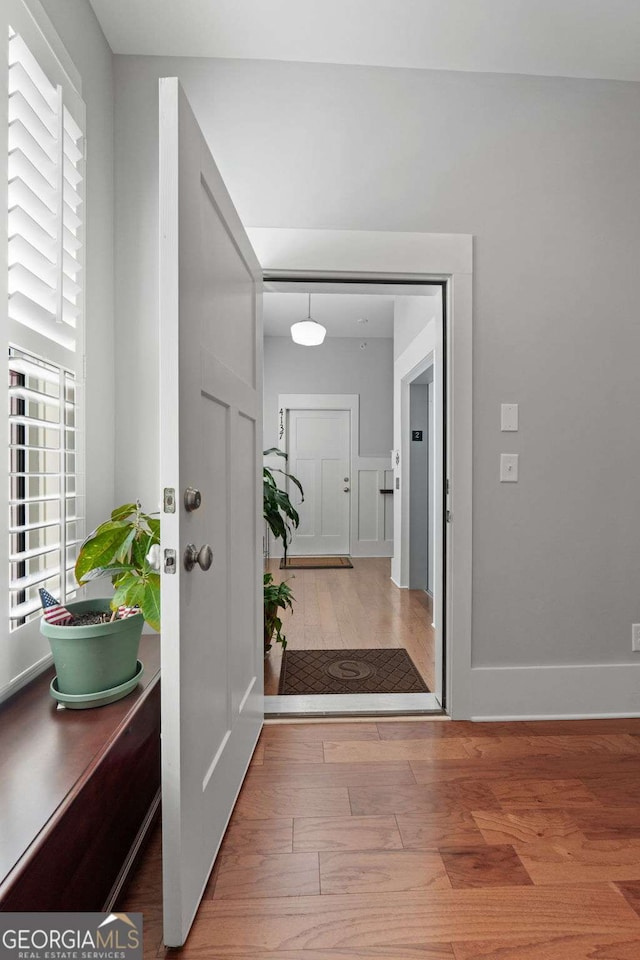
[280,556,353,570]
[278,648,429,695]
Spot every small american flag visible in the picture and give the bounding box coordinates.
[39,588,73,625]
[118,605,140,619]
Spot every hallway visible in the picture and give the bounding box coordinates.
[264,557,435,694]
[121,717,640,958]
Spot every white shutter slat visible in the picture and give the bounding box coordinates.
[9,176,57,237]
[62,203,81,234]
[9,262,56,314]
[63,225,81,257]
[9,148,57,207]
[8,61,56,137]
[8,89,57,160]
[9,120,56,182]
[63,108,82,143]
[10,566,61,592]
[63,156,81,188]
[63,130,82,165]
[10,596,53,621]
[9,234,56,288]
[9,205,56,262]
[8,32,57,109]
[10,543,60,564]
[63,180,82,211]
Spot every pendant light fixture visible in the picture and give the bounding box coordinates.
[290,294,326,346]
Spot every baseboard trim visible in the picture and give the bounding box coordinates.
[0,653,53,706]
[472,662,640,720]
[390,576,408,589]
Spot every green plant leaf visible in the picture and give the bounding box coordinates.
[110,572,145,611]
[75,525,134,584]
[263,447,288,460]
[111,503,138,522]
[140,574,161,632]
[115,527,137,564]
[146,517,161,542]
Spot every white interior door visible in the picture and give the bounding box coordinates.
[159,78,263,947]
[288,408,350,555]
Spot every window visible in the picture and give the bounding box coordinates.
[2,2,85,699]
[9,348,80,627]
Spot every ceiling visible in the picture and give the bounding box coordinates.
[264,293,395,338]
[90,0,640,82]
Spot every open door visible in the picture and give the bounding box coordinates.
[158,78,264,947]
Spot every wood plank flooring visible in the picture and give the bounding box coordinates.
[118,717,640,959]
[264,558,435,693]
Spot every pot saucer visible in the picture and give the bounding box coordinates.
[50,660,144,709]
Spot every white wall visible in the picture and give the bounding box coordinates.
[40,0,116,534]
[113,54,640,715]
[392,298,438,586]
[264,336,393,456]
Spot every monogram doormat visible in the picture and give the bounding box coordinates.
[280,556,353,570]
[278,648,429,695]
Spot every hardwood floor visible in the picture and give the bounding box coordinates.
[118,717,640,959]
[264,557,435,694]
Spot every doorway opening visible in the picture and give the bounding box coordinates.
[262,278,446,717]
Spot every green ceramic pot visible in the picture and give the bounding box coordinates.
[40,598,143,696]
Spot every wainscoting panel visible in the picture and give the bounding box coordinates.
[351,458,394,558]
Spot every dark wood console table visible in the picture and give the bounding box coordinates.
[0,635,160,911]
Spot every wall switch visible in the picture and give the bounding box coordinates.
[501,403,519,431]
[500,453,519,482]
[632,625,640,652]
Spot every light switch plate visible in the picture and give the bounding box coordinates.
[500,453,519,482]
[501,403,519,431]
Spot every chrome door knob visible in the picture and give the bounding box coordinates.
[343,487,350,493]
[184,487,202,511]
[184,543,213,571]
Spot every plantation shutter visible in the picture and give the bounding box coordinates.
[2,0,86,698]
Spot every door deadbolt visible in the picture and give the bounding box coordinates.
[184,543,213,571]
[184,487,202,512]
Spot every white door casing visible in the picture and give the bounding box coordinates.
[288,408,350,556]
[159,78,264,947]
[249,228,472,719]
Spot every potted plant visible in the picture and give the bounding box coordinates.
[263,447,303,563]
[263,448,304,656]
[40,501,160,708]
[263,572,295,654]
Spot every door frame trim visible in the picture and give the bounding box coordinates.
[250,227,472,720]
[277,393,357,556]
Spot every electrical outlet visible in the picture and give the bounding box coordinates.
[632,624,640,652]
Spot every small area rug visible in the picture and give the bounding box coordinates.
[280,556,353,570]
[278,648,429,695]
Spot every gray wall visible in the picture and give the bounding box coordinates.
[395,296,439,360]
[263,337,393,457]
[113,54,640,669]
[41,0,116,534]
[409,384,428,590]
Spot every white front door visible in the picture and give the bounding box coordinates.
[159,78,263,947]
[288,408,350,555]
